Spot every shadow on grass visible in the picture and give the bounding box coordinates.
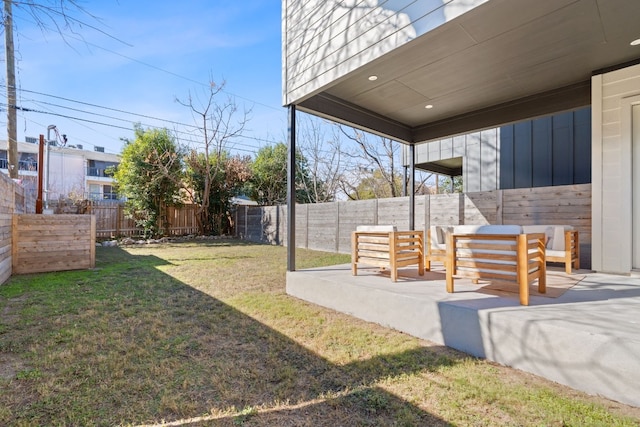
[0,245,456,426]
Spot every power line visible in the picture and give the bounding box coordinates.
[2,84,285,148]
[3,85,200,128]
[7,102,265,154]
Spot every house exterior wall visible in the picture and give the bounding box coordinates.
[0,141,120,202]
[282,0,487,105]
[592,63,640,274]
[410,108,591,192]
[413,128,499,192]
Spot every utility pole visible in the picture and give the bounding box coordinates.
[4,0,18,178]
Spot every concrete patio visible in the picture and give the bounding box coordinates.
[286,264,640,408]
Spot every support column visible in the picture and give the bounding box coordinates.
[409,144,415,230]
[287,105,296,271]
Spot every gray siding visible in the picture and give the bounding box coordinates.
[411,107,591,192]
[283,0,488,105]
[413,127,500,192]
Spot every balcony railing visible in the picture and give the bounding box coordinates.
[87,191,120,201]
[0,158,38,171]
[86,167,114,178]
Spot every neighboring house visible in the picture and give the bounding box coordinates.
[282,0,640,275]
[0,139,121,203]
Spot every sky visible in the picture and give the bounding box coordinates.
[2,0,285,156]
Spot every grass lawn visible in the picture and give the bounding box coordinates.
[1,240,639,426]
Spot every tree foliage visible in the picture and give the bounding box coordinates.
[113,126,184,237]
[185,150,251,235]
[348,169,404,200]
[247,142,315,205]
[437,175,463,193]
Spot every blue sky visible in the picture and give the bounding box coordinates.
[3,0,284,155]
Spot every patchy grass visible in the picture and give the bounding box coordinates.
[0,240,638,426]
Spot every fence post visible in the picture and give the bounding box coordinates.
[116,204,122,237]
[335,202,340,253]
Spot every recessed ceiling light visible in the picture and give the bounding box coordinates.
[368,75,378,81]
[631,38,640,46]
[425,104,433,109]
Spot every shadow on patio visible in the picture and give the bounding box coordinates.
[287,263,640,408]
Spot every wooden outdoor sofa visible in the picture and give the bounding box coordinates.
[434,225,547,306]
[351,225,424,282]
[427,224,579,274]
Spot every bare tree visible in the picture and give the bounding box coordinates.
[295,114,347,203]
[176,81,251,234]
[337,125,402,200]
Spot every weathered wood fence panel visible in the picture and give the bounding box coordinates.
[337,199,377,253]
[307,203,338,252]
[378,197,411,229]
[262,206,286,245]
[164,205,199,236]
[89,204,139,238]
[429,193,462,225]
[235,183,592,267]
[465,191,497,224]
[0,178,13,284]
[0,173,36,284]
[88,203,199,238]
[12,214,95,274]
[294,204,308,249]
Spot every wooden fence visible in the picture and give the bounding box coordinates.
[87,203,200,238]
[0,173,36,284]
[12,214,95,274]
[235,183,592,268]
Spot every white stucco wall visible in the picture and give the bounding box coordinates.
[592,63,640,273]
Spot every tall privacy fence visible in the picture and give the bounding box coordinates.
[235,183,592,268]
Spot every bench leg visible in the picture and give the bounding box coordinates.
[517,234,529,306]
[538,258,546,295]
[518,275,529,306]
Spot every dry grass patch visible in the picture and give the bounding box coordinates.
[0,240,638,426]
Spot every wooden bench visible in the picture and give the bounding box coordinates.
[445,228,546,306]
[351,226,424,282]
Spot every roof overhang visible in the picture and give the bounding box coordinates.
[295,0,640,144]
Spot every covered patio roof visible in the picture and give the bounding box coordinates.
[296,0,640,144]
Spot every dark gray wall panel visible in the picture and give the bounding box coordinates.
[552,112,574,185]
[532,117,552,187]
[573,108,592,184]
[500,107,591,189]
[513,121,533,188]
[500,126,515,189]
